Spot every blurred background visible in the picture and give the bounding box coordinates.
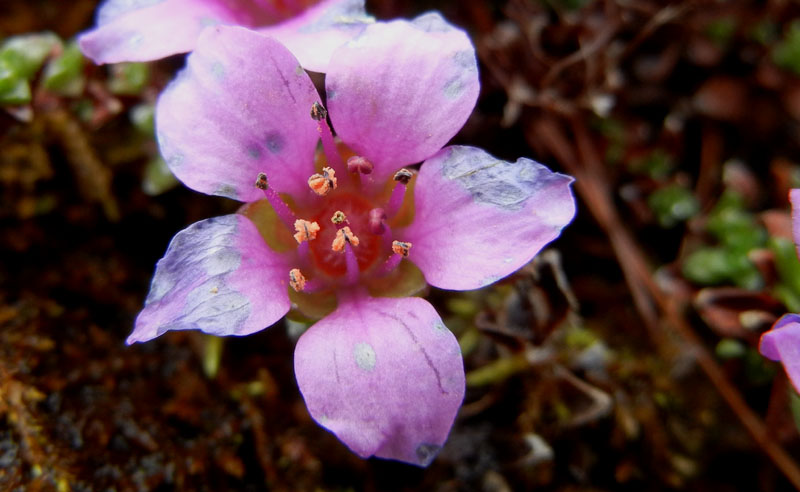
[2,0,800,490]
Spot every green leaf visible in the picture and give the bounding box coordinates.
[706,190,767,252]
[142,157,179,196]
[631,149,674,180]
[130,103,155,135]
[770,237,800,311]
[108,62,150,95]
[705,18,737,47]
[647,184,699,227]
[41,40,85,96]
[774,21,800,75]
[716,338,746,360]
[790,388,800,435]
[0,56,31,105]
[682,246,762,288]
[0,32,61,80]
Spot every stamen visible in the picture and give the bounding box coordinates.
[347,156,373,175]
[386,168,413,218]
[377,240,412,276]
[289,268,307,292]
[344,242,360,285]
[331,226,359,253]
[378,254,403,276]
[331,210,347,226]
[255,172,296,230]
[311,102,345,175]
[391,240,412,257]
[308,167,337,196]
[293,219,320,244]
[368,208,387,235]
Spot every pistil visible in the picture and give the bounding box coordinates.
[347,156,373,175]
[368,208,387,235]
[255,172,296,230]
[331,210,347,227]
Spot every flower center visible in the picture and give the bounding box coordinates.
[241,102,427,319]
[307,192,382,277]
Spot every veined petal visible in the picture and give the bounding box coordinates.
[294,295,464,466]
[326,13,479,182]
[79,0,260,64]
[402,146,575,290]
[129,214,291,344]
[760,314,800,393]
[156,25,321,201]
[260,0,373,73]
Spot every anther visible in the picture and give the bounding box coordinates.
[310,101,327,121]
[391,240,412,257]
[331,226,359,253]
[386,169,413,218]
[368,208,387,235]
[393,168,413,185]
[255,172,268,189]
[289,268,307,292]
[254,171,296,230]
[308,167,337,196]
[293,219,320,244]
[331,210,347,225]
[347,156,374,175]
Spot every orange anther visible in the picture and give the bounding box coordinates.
[331,226,359,252]
[308,167,338,196]
[293,219,320,244]
[289,268,307,292]
[391,240,412,257]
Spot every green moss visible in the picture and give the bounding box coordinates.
[648,184,699,228]
[773,21,800,75]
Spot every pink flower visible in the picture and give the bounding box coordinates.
[760,190,800,394]
[131,19,575,466]
[760,314,800,393]
[78,0,372,72]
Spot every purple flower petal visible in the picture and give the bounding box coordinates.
[326,13,479,182]
[294,294,464,466]
[79,0,260,64]
[156,25,321,201]
[129,214,291,344]
[402,145,575,290]
[259,0,372,73]
[760,314,800,394]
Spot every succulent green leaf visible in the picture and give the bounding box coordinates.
[0,32,61,79]
[42,40,85,96]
